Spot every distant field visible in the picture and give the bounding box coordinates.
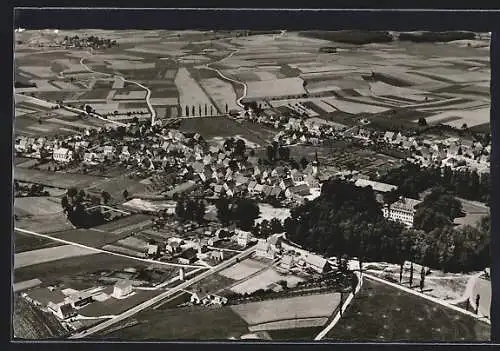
[103,306,249,340]
[14,167,105,189]
[325,278,490,341]
[179,116,275,146]
[15,212,75,234]
[49,228,125,248]
[199,78,239,112]
[174,67,217,114]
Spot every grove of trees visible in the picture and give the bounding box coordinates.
[215,197,260,231]
[284,178,490,273]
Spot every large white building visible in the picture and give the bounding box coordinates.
[52,147,73,163]
[383,197,422,227]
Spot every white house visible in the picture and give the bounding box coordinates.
[112,280,133,299]
[235,229,252,247]
[305,254,331,274]
[383,197,421,228]
[52,147,73,163]
[103,145,116,156]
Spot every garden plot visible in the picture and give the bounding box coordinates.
[116,236,149,251]
[18,66,55,78]
[322,97,390,114]
[14,244,98,269]
[246,77,306,99]
[219,259,268,281]
[231,292,340,325]
[230,268,305,295]
[14,197,63,217]
[421,108,490,128]
[174,68,217,112]
[199,78,239,112]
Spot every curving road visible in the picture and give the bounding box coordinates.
[79,53,157,125]
[201,49,248,109]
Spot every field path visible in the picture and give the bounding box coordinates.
[79,52,157,125]
[202,50,247,109]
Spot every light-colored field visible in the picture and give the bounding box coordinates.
[418,107,489,127]
[116,236,148,251]
[18,66,55,78]
[322,97,390,114]
[47,117,100,130]
[150,97,178,105]
[231,292,340,325]
[108,61,155,70]
[230,268,305,295]
[15,213,74,234]
[253,71,280,81]
[112,78,125,89]
[249,317,328,332]
[219,259,268,281]
[174,67,217,113]
[28,80,60,91]
[256,204,290,224]
[15,94,58,109]
[13,278,43,293]
[50,80,81,90]
[368,81,428,102]
[246,77,306,99]
[26,126,52,133]
[14,244,98,269]
[199,78,239,112]
[293,63,360,74]
[416,101,489,113]
[113,91,148,100]
[126,44,188,57]
[14,197,63,217]
[311,100,337,112]
[412,67,489,84]
[178,55,210,64]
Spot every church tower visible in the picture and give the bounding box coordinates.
[312,152,320,178]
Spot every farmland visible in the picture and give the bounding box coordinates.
[325,279,490,341]
[230,293,341,326]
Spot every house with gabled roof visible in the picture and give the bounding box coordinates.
[305,254,331,274]
[383,131,395,143]
[279,178,294,190]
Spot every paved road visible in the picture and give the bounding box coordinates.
[69,245,256,338]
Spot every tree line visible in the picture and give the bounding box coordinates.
[380,163,490,203]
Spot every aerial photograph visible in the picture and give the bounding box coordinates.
[12,29,491,341]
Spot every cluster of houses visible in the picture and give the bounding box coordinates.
[23,280,135,321]
[255,233,332,274]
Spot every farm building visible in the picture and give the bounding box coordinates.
[190,292,228,306]
[280,254,295,271]
[383,197,422,228]
[178,248,197,265]
[112,280,133,299]
[65,290,94,308]
[305,254,331,274]
[47,302,77,320]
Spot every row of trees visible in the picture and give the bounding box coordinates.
[181,104,216,117]
[380,163,490,203]
[252,218,284,238]
[285,179,490,273]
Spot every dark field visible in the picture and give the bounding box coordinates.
[268,326,323,341]
[103,306,249,340]
[325,278,490,342]
[78,290,160,317]
[179,117,276,146]
[14,232,63,254]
